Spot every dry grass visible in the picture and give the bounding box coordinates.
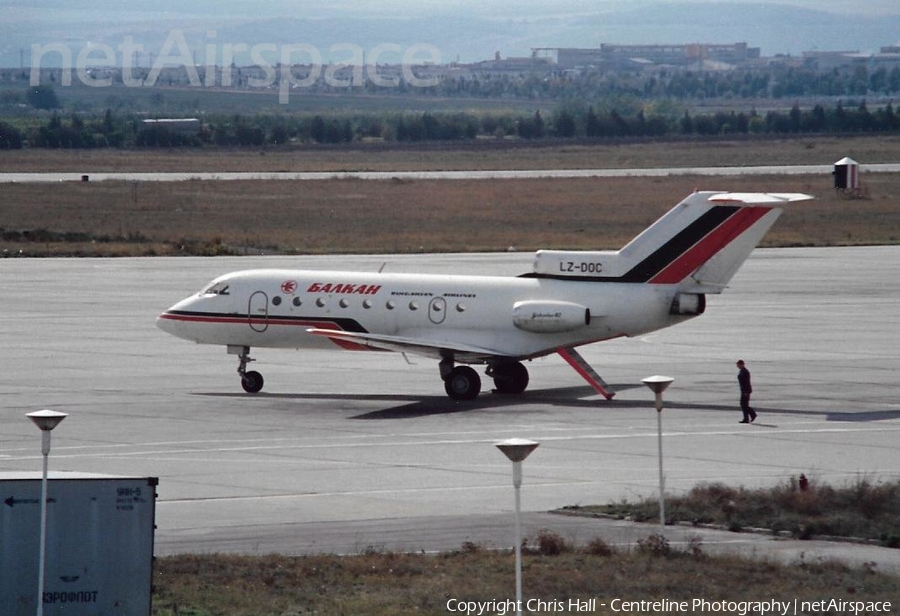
[566,477,900,547]
[151,479,900,614]
[3,136,899,256]
[4,134,900,173]
[150,535,898,615]
[2,173,899,257]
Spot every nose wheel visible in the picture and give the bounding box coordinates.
[241,370,264,393]
[230,345,264,393]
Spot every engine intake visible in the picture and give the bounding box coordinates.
[513,300,591,333]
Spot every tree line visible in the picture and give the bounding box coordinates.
[2,100,899,150]
[432,65,900,102]
[12,60,900,103]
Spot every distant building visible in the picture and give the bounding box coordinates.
[471,51,554,75]
[554,48,606,69]
[802,50,860,71]
[803,48,900,72]
[142,118,202,133]
[844,52,888,70]
[551,43,760,71]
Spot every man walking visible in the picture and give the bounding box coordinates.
[737,359,756,423]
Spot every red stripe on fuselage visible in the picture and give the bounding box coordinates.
[158,312,370,351]
[158,312,241,325]
[649,206,771,284]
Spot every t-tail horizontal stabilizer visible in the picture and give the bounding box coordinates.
[557,347,615,400]
[680,192,814,293]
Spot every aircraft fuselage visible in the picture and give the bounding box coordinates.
[157,191,812,399]
[157,269,695,361]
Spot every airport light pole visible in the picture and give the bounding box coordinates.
[641,376,673,531]
[27,410,68,616]
[495,438,539,616]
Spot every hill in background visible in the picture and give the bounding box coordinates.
[6,1,900,67]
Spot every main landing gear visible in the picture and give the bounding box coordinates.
[442,362,482,401]
[487,361,530,395]
[227,347,531,401]
[440,358,530,401]
[230,345,264,393]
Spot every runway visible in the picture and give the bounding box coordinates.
[1,247,899,567]
[2,162,900,183]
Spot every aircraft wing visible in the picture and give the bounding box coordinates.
[306,328,506,363]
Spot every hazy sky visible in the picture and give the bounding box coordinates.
[4,0,898,14]
[3,1,899,66]
[6,0,900,18]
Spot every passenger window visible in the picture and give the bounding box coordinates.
[456,303,466,312]
[293,297,302,307]
[316,298,326,308]
[363,299,373,309]
[339,299,349,308]
[272,296,282,306]
[386,301,396,310]
[409,301,419,311]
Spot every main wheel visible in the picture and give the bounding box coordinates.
[491,361,529,394]
[241,370,264,394]
[444,366,481,401]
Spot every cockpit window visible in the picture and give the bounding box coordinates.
[202,281,230,296]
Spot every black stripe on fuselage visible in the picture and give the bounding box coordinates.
[520,205,739,283]
[163,311,369,333]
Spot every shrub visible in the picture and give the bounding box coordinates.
[0,121,23,149]
[584,537,615,557]
[535,529,571,556]
[636,533,671,557]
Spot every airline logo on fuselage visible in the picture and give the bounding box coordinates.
[307,282,382,295]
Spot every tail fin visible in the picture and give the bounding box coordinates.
[638,191,813,291]
[531,191,812,291]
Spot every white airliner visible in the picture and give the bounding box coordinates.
[157,191,811,400]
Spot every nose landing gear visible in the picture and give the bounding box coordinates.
[241,370,264,394]
[229,345,264,393]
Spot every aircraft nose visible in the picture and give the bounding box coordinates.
[156,308,182,337]
[156,295,197,339]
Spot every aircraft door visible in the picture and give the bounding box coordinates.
[248,291,269,332]
[428,297,447,325]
